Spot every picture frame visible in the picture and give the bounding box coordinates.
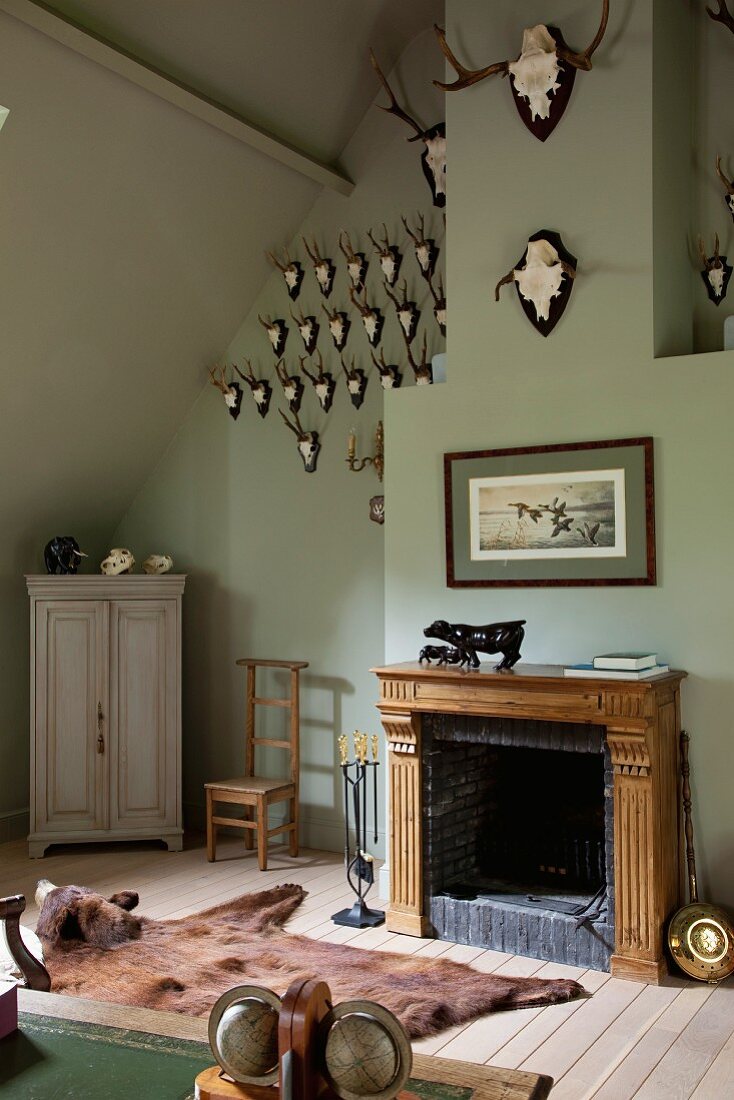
[444,437,656,588]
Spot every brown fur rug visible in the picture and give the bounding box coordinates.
[35,882,584,1039]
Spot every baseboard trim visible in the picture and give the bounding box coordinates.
[0,808,30,844]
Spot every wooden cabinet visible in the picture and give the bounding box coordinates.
[26,576,185,858]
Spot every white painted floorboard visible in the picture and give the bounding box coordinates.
[1,835,731,1099]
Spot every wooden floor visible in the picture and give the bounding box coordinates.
[2,835,731,1099]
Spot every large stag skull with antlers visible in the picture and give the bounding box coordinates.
[370,48,446,208]
[434,1,609,141]
[496,231,577,336]
[698,234,733,304]
[279,408,321,473]
[208,365,243,420]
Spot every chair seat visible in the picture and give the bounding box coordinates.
[205,776,295,796]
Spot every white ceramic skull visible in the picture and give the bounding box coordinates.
[142,554,173,575]
[100,548,135,575]
[514,238,570,321]
[508,26,562,123]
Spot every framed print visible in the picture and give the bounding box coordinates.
[444,437,655,587]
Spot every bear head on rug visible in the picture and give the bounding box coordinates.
[34,880,585,1039]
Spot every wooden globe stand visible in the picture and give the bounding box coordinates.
[196,978,413,1100]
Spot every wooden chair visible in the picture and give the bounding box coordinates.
[205,658,308,870]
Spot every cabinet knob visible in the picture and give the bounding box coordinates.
[97,702,104,753]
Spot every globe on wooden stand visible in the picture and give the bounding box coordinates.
[195,977,412,1100]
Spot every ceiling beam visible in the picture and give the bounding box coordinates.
[0,0,354,196]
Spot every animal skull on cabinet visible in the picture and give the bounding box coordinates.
[495,231,577,336]
[142,555,173,575]
[698,234,733,305]
[433,1,609,141]
[370,49,446,208]
[101,548,135,576]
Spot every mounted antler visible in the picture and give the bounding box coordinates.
[426,271,446,335]
[433,3,610,140]
[340,353,369,408]
[385,279,420,343]
[369,48,426,142]
[370,48,446,207]
[322,303,351,351]
[233,359,272,418]
[274,358,304,413]
[433,25,509,92]
[279,407,321,472]
[208,364,232,396]
[265,247,303,300]
[208,365,243,419]
[349,287,384,347]
[698,233,732,304]
[302,237,335,297]
[338,231,368,292]
[707,0,734,34]
[368,224,403,286]
[258,314,288,356]
[716,156,734,220]
[290,307,319,354]
[401,213,439,279]
[371,348,403,390]
[405,330,433,386]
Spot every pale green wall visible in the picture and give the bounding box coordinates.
[385,0,734,907]
[114,30,445,855]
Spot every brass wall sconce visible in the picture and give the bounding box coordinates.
[346,421,384,482]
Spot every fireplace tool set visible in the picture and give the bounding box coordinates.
[331,731,384,928]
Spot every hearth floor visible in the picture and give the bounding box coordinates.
[1,834,732,1099]
[442,876,599,911]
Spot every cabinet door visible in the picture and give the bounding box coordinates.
[109,600,177,829]
[34,601,108,833]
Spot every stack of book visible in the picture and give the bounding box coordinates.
[564,652,670,680]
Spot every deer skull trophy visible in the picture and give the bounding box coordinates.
[371,348,403,390]
[707,0,734,35]
[368,225,403,287]
[433,1,609,142]
[427,271,447,335]
[385,279,421,344]
[290,307,320,356]
[338,232,369,294]
[279,408,321,473]
[321,303,351,352]
[369,48,446,208]
[349,287,385,347]
[405,330,433,386]
[275,358,304,414]
[302,237,336,298]
[698,234,733,305]
[300,350,336,413]
[495,231,577,337]
[232,360,272,419]
[265,248,304,301]
[402,214,439,281]
[341,354,369,409]
[716,157,734,221]
[258,315,288,357]
[208,364,243,420]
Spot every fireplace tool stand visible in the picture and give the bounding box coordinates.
[332,732,384,928]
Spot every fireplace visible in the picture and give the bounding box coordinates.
[423,714,615,970]
[372,661,685,983]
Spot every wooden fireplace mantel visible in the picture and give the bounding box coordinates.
[371,662,687,984]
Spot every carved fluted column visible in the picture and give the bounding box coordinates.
[380,711,426,936]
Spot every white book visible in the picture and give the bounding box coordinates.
[593,652,657,671]
[564,664,670,680]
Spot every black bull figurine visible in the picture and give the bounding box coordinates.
[423,619,526,671]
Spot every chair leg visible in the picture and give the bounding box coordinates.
[289,797,299,857]
[257,794,268,871]
[244,806,254,851]
[206,789,216,862]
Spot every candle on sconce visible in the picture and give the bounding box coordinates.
[347,429,356,460]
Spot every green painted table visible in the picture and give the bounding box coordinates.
[1,989,552,1100]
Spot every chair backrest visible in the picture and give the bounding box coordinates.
[236,659,309,785]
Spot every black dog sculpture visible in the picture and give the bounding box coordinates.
[44,536,86,575]
[419,644,462,666]
[424,619,526,671]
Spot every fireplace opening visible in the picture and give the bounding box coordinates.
[423,714,615,970]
